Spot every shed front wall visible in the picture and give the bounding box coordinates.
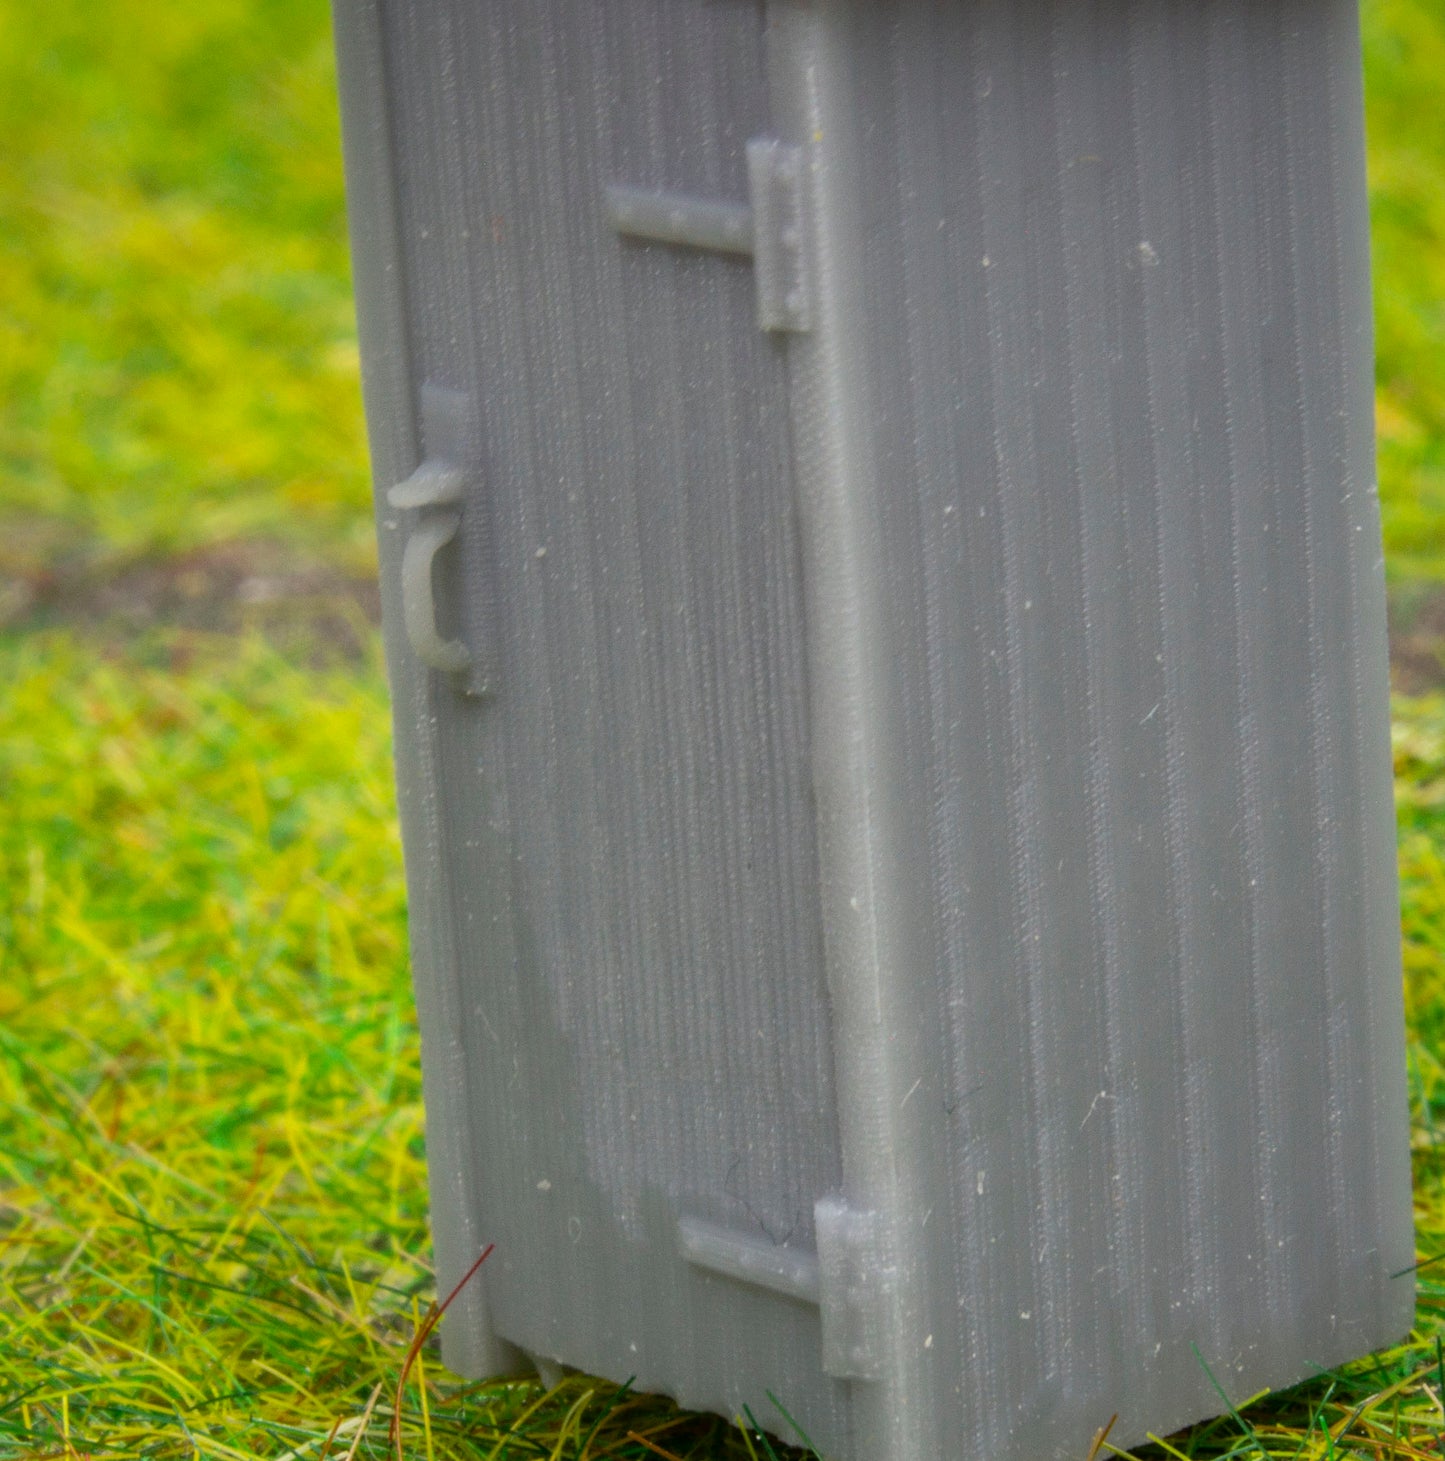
[368,0,850,1447]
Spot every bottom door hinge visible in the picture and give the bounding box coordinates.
[815,1197,892,1382]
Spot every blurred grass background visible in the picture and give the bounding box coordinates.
[0,0,370,585]
[1,1,1444,1458]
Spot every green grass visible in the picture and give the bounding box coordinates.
[2,634,1444,1460]
[0,632,794,1460]
[0,0,1442,591]
[2,0,1445,1457]
[0,0,371,581]
[1364,0,1445,584]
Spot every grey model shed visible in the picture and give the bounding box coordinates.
[331,1,1415,1457]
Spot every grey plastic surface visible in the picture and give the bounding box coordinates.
[331,1,1415,1457]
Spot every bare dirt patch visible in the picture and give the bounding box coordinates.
[1390,582,1445,694]
[0,540,381,660]
[7,540,1443,693]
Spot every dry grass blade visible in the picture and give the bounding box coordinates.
[626,1433,689,1461]
[1086,1414,1119,1461]
[389,1245,494,1461]
[338,1383,384,1461]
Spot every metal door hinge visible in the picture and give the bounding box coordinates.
[604,137,811,334]
[673,1200,891,1380]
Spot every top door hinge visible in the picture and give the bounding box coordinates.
[604,136,811,335]
[745,138,810,333]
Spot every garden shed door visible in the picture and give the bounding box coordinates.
[341,0,852,1448]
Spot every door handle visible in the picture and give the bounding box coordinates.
[396,508,471,675]
[387,386,491,689]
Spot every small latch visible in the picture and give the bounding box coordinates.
[603,136,811,335]
[815,1197,890,1381]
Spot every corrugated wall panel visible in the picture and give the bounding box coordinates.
[825,0,1413,1451]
